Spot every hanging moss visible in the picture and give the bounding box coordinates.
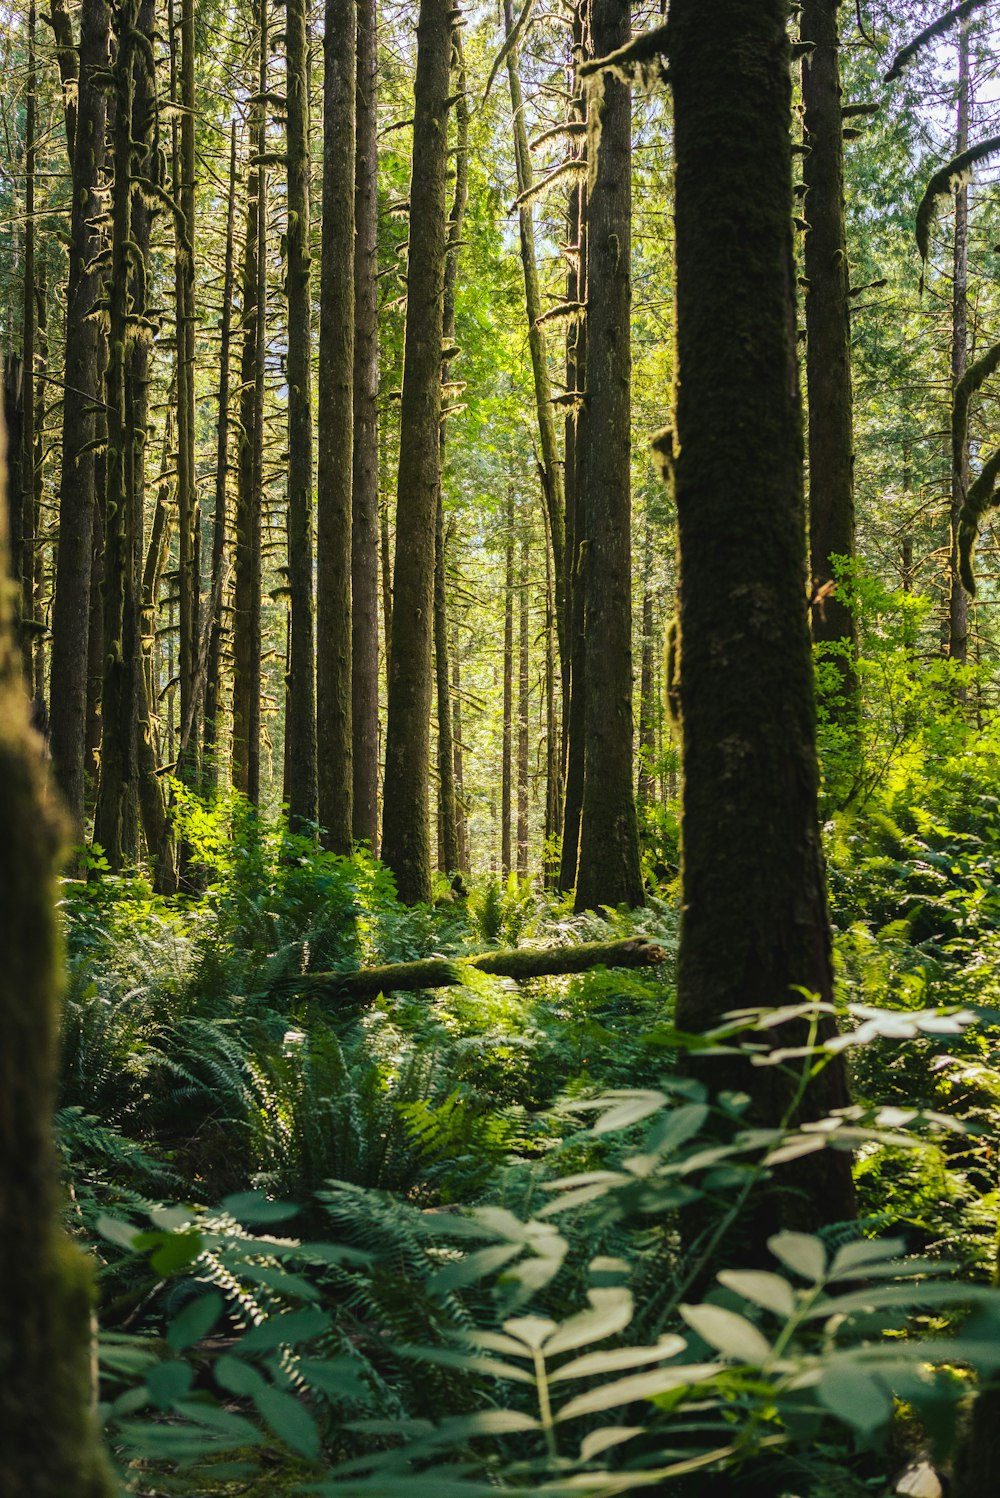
[886,0,989,83]
[916,136,1000,271]
[957,446,1000,595]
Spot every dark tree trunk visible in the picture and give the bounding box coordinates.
[544,517,561,887]
[802,0,859,741]
[49,0,109,831]
[0,415,116,1498]
[3,357,24,643]
[203,121,238,794]
[284,0,318,830]
[352,0,380,850]
[232,75,265,804]
[381,0,453,905]
[21,2,37,693]
[574,0,643,913]
[434,37,468,878]
[451,623,470,873]
[637,520,656,810]
[317,0,356,851]
[173,0,199,782]
[670,0,855,1229]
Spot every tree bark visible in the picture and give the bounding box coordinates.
[317,0,357,851]
[285,0,318,830]
[637,516,656,809]
[174,0,199,782]
[574,0,643,913]
[670,0,855,1229]
[802,0,859,739]
[517,523,530,879]
[0,411,116,1498]
[21,1,37,694]
[501,489,515,877]
[293,936,668,1004]
[49,0,109,830]
[352,0,381,850]
[381,0,453,905]
[203,121,238,794]
[949,24,971,676]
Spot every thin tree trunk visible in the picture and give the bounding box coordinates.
[173,0,199,781]
[285,0,318,829]
[559,16,588,893]
[516,524,530,879]
[203,121,238,794]
[504,0,566,678]
[802,0,859,742]
[575,0,643,913]
[351,0,380,850]
[671,0,855,1230]
[451,622,469,873]
[949,24,971,677]
[544,514,560,887]
[381,0,453,905]
[380,490,393,662]
[21,0,36,693]
[637,516,656,809]
[501,490,514,877]
[232,74,265,804]
[48,0,109,830]
[317,0,356,850]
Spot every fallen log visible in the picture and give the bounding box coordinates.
[291,937,669,1005]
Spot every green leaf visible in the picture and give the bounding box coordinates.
[434,1410,541,1439]
[717,1270,795,1319]
[543,1288,634,1355]
[132,1228,203,1275]
[580,1426,644,1462]
[829,1238,907,1280]
[551,1334,687,1383]
[427,1243,523,1294]
[96,1214,140,1250]
[167,1292,223,1353]
[679,1304,772,1364]
[769,1231,827,1282]
[145,1359,194,1410]
[240,1263,320,1300]
[238,1308,331,1351]
[222,1191,300,1225]
[252,1384,321,1459]
[646,1103,711,1154]
[592,1090,667,1135]
[556,1362,721,1421]
[395,1345,534,1384]
[504,1315,558,1350]
[818,1364,893,1433]
[216,1355,269,1398]
[297,1357,367,1400]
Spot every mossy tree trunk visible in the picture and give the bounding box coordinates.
[0,420,116,1496]
[49,0,109,831]
[203,121,238,794]
[516,524,530,879]
[232,48,266,805]
[574,0,643,913]
[801,0,859,744]
[949,23,971,677]
[317,0,356,853]
[381,0,454,905]
[501,488,515,877]
[670,0,855,1229]
[285,0,318,830]
[352,0,381,851]
[21,2,37,694]
[174,0,199,783]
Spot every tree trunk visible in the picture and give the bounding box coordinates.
[670,0,855,1230]
[802,0,859,746]
[516,524,530,879]
[49,0,109,831]
[284,0,318,830]
[949,24,971,677]
[501,490,515,877]
[637,518,656,810]
[174,0,199,782]
[232,72,265,804]
[203,121,238,794]
[352,0,380,850]
[559,17,588,894]
[504,0,566,678]
[21,1,37,693]
[381,0,453,905]
[574,0,643,913]
[0,413,116,1498]
[544,516,561,887]
[317,0,356,851]
[452,622,470,873]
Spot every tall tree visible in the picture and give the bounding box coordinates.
[317,0,356,851]
[801,0,859,735]
[670,0,855,1226]
[174,0,199,779]
[0,420,116,1498]
[351,0,380,850]
[48,0,109,830]
[949,22,971,675]
[285,0,318,828]
[574,0,643,913]
[381,0,454,904]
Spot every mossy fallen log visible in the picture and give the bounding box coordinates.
[293,937,669,1005]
